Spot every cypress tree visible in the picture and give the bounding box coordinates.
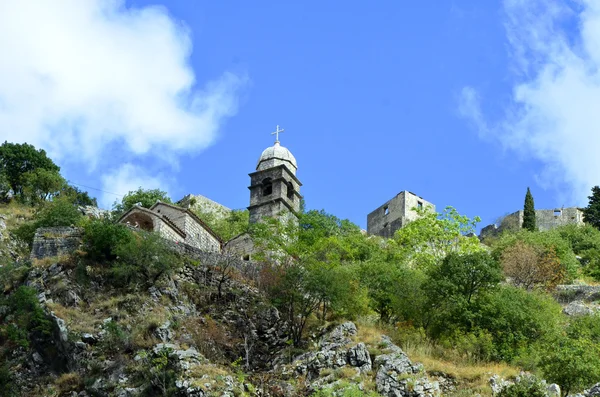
[583,186,600,230]
[523,187,536,231]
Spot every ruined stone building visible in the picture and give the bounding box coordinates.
[480,207,585,239]
[118,201,222,252]
[367,191,435,238]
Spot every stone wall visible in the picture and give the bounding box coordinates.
[367,191,435,238]
[30,227,83,260]
[481,207,584,238]
[182,213,221,252]
[155,221,185,244]
[224,232,256,260]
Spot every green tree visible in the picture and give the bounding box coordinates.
[0,141,60,198]
[253,211,372,346]
[112,232,183,288]
[394,206,484,269]
[523,187,536,231]
[113,187,171,214]
[583,186,600,230]
[59,185,97,206]
[540,336,600,396]
[424,252,502,337]
[22,168,66,203]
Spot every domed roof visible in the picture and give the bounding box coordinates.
[256,141,297,172]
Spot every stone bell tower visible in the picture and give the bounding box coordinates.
[248,125,302,224]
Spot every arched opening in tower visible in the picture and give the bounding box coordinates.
[287,181,294,201]
[262,178,273,196]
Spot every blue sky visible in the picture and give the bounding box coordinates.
[1,0,599,231]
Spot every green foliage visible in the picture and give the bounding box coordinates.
[83,218,133,262]
[59,185,98,206]
[101,320,131,354]
[253,211,374,345]
[193,208,249,241]
[0,261,30,293]
[0,365,16,397]
[13,197,83,246]
[424,252,503,342]
[22,168,66,204]
[583,185,600,230]
[473,287,561,361]
[394,206,484,269]
[113,187,171,214]
[0,141,60,198]
[523,187,536,232]
[359,260,426,323]
[538,314,600,395]
[539,335,600,396]
[551,224,600,279]
[0,286,52,348]
[137,347,179,396]
[491,229,579,281]
[497,375,547,397]
[426,252,502,305]
[112,231,183,288]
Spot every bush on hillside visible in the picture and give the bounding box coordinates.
[12,197,83,246]
[83,218,133,263]
[112,231,183,288]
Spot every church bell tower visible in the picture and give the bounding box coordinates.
[248,126,302,224]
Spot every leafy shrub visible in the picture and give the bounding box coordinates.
[0,286,52,348]
[473,286,562,361]
[112,231,183,288]
[83,218,133,262]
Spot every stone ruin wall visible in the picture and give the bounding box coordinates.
[30,227,84,260]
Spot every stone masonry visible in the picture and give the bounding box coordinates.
[367,191,435,238]
[480,207,584,239]
[30,227,83,260]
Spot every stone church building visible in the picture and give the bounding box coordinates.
[118,201,223,252]
[118,126,302,258]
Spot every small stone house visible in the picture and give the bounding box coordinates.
[117,201,222,252]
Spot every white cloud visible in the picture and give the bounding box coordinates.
[0,0,245,169]
[460,0,600,203]
[100,163,169,209]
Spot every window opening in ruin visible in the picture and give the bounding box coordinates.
[554,209,562,216]
[243,254,250,261]
[287,181,294,201]
[384,222,389,228]
[417,201,423,210]
[384,206,389,215]
[262,178,273,196]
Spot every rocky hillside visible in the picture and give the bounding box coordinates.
[3,202,600,396]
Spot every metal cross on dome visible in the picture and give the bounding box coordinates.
[271,125,285,143]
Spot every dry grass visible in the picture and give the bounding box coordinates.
[0,201,34,227]
[352,320,521,397]
[32,255,73,270]
[54,372,82,393]
[47,302,98,334]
